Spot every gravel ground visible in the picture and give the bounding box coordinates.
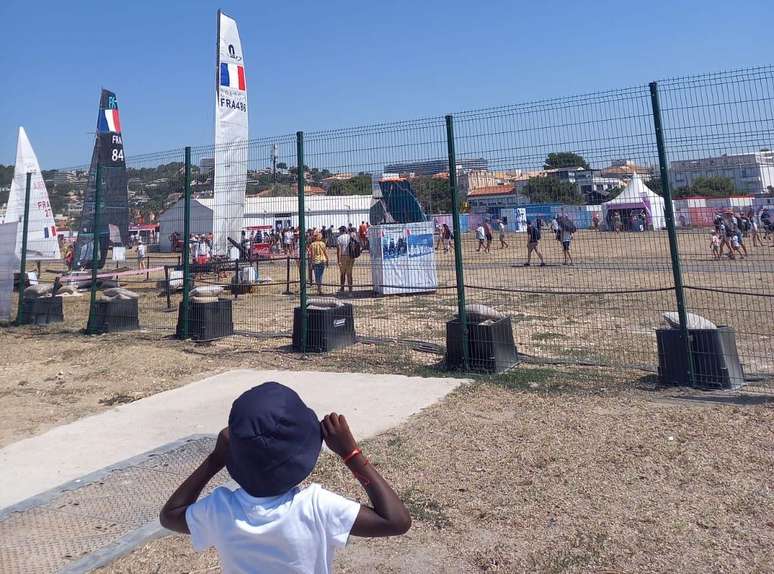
[95,367,774,574]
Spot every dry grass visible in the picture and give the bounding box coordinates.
[0,326,442,448]
[96,367,774,573]
[4,228,772,572]
[30,228,774,378]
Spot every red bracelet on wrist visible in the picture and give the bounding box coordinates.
[342,448,362,465]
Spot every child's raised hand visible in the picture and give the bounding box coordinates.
[321,413,358,458]
[211,427,230,467]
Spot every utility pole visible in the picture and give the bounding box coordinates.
[272,144,277,184]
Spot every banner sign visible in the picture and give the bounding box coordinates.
[212,11,248,256]
[4,128,61,261]
[369,221,437,295]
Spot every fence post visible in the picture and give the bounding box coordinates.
[445,115,469,369]
[649,81,695,386]
[296,131,307,352]
[14,172,32,326]
[180,146,192,339]
[86,164,102,335]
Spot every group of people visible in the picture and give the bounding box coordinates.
[466,216,575,266]
[472,219,508,254]
[266,221,370,259]
[710,208,772,260]
[524,216,575,266]
[608,209,648,233]
[303,225,364,295]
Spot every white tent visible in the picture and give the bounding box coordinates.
[602,173,665,229]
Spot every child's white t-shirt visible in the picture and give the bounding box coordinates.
[185,483,361,574]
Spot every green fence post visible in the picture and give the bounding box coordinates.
[14,172,32,326]
[296,131,307,353]
[445,115,469,369]
[180,146,192,339]
[86,163,102,335]
[649,81,695,386]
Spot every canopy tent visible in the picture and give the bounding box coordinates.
[602,173,665,230]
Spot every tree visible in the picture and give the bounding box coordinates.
[276,162,287,170]
[674,175,737,198]
[326,175,372,196]
[410,176,458,214]
[543,152,590,171]
[522,176,583,205]
[645,176,663,196]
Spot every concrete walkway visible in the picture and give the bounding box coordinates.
[0,369,465,509]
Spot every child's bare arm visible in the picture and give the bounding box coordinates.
[159,428,229,533]
[321,413,411,537]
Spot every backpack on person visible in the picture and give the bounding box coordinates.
[559,217,577,234]
[347,237,362,259]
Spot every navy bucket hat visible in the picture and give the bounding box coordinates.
[226,382,322,497]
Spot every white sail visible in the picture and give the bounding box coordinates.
[212,10,248,256]
[4,127,61,260]
[0,222,19,322]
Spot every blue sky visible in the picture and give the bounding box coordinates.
[1,0,772,168]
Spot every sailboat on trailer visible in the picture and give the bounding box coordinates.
[74,89,129,269]
[3,127,61,261]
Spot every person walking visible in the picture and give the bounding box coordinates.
[308,232,328,295]
[560,217,574,265]
[441,223,452,253]
[749,209,763,247]
[475,223,486,252]
[496,219,509,249]
[551,216,561,241]
[137,238,146,270]
[483,221,493,253]
[336,226,355,293]
[523,219,545,267]
[358,221,368,250]
[612,211,622,234]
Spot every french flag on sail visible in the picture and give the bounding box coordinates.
[220,63,246,91]
[97,109,122,133]
[43,225,57,239]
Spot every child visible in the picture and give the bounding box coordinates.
[160,382,411,573]
[730,233,745,259]
[710,231,721,259]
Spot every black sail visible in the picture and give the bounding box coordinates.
[75,89,129,269]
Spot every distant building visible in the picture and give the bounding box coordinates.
[51,170,77,185]
[384,158,488,177]
[459,170,527,196]
[600,159,653,179]
[467,185,529,211]
[669,150,774,195]
[199,158,215,173]
[545,167,624,203]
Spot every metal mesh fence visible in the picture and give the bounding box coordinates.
[10,66,773,392]
[658,68,774,388]
[452,85,669,370]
